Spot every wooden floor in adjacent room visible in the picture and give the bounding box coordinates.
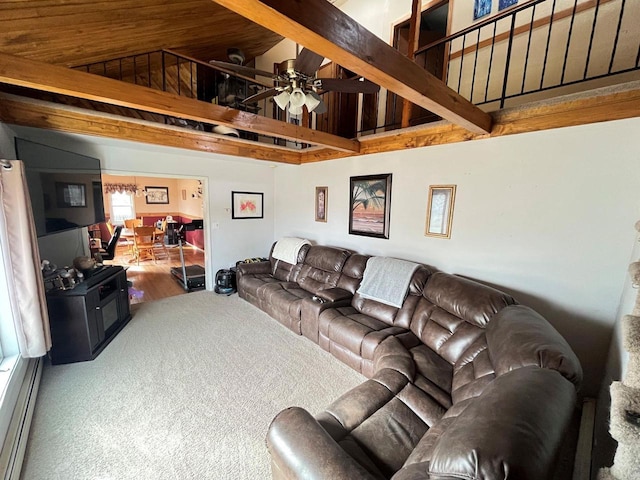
[108,244,205,305]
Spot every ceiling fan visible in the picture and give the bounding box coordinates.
[209,48,380,115]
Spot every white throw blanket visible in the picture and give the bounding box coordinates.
[272,237,311,265]
[357,257,420,308]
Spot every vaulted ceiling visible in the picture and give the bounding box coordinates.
[0,0,638,165]
[0,0,284,67]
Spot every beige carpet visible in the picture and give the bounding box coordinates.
[21,292,365,480]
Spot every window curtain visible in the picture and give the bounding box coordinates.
[0,160,51,357]
[103,183,137,194]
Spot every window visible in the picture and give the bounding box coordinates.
[110,192,135,225]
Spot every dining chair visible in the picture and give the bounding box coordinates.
[133,226,156,265]
[152,226,169,260]
[124,218,142,229]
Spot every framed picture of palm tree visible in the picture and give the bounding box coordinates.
[349,173,392,239]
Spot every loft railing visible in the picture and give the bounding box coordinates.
[362,0,640,135]
[72,50,307,147]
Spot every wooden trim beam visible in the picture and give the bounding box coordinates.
[0,93,303,164]
[0,52,359,153]
[210,0,493,135]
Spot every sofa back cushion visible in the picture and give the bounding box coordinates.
[336,254,370,294]
[268,242,310,282]
[351,266,432,329]
[487,305,583,388]
[409,273,517,367]
[297,246,351,294]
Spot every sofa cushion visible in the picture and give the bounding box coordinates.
[487,304,583,387]
[424,367,577,480]
[423,272,517,328]
[297,246,351,294]
[314,369,446,478]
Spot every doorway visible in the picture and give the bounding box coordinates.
[386,0,451,129]
[99,173,206,305]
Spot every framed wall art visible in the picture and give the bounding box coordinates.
[425,185,457,239]
[232,191,264,219]
[145,186,169,204]
[315,186,328,222]
[349,173,392,239]
[474,0,492,20]
[499,0,518,10]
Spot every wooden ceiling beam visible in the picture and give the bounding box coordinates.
[211,0,492,134]
[0,52,360,153]
[0,93,303,164]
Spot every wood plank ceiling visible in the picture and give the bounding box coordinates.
[0,0,284,66]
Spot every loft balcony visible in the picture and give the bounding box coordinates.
[0,0,638,163]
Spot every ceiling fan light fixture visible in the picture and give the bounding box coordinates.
[305,91,322,112]
[289,88,306,108]
[289,105,304,116]
[274,90,291,110]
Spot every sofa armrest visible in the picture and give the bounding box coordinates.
[267,407,378,480]
[236,260,271,278]
[427,366,576,480]
[317,287,353,303]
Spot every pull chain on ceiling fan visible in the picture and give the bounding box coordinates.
[209,47,380,116]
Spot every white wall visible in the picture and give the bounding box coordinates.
[274,116,640,396]
[5,125,277,284]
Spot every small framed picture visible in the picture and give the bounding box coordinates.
[499,0,518,10]
[474,0,492,20]
[315,186,328,222]
[145,186,169,204]
[232,191,264,219]
[56,182,86,208]
[425,185,457,239]
[349,174,392,239]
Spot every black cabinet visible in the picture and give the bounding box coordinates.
[46,266,131,365]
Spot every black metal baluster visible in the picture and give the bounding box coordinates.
[470,29,481,103]
[485,22,498,103]
[521,5,537,94]
[561,0,579,84]
[147,53,151,87]
[608,0,627,74]
[161,52,167,92]
[500,15,517,108]
[458,34,467,95]
[540,0,558,90]
[177,57,181,96]
[584,0,601,79]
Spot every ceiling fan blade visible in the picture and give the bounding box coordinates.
[208,60,276,79]
[315,78,380,94]
[242,88,279,104]
[295,48,325,76]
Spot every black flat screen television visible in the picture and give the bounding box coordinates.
[15,138,106,237]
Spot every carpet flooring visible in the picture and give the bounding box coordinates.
[20,292,365,480]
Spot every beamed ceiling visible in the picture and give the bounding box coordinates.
[0,0,638,164]
[0,0,283,66]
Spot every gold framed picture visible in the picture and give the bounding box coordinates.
[315,186,328,222]
[425,185,456,239]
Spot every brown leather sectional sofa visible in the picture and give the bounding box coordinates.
[236,243,583,480]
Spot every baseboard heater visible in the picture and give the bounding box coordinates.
[0,358,42,480]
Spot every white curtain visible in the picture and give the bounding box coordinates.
[0,160,51,357]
